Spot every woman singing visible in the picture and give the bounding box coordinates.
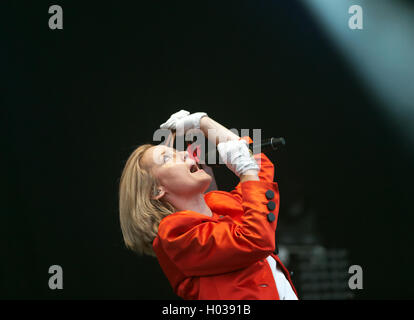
[118,110,298,300]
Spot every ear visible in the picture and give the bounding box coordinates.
[153,186,166,200]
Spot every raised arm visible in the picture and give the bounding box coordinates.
[199,116,239,144]
[160,111,260,182]
[199,116,260,182]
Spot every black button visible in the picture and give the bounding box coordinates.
[267,201,276,211]
[267,212,275,222]
[265,190,274,200]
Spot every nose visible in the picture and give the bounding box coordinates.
[181,150,196,166]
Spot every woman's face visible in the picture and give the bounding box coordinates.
[141,145,212,198]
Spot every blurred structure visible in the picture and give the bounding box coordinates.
[276,194,354,300]
[280,245,353,300]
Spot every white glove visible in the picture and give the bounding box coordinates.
[217,140,259,177]
[160,109,207,132]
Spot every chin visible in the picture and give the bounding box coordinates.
[189,171,212,194]
[200,175,213,193]
[169,170,213,196]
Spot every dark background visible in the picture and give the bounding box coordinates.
[2,1,413,299]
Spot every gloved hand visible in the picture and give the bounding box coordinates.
[217,139,259,177]
[160,110,207,132]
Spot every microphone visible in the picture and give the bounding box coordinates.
[250,137,286,154]
[192,137,286,167]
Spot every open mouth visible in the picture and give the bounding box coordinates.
[190,163,199,173]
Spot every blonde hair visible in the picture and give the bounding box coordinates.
[119,144,174,257]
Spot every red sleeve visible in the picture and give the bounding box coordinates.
[154,180,279,277]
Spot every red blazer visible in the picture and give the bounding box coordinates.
[153,153,298,300]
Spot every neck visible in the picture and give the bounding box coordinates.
[170,193,213,217]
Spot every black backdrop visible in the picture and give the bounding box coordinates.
[2,1,413,299]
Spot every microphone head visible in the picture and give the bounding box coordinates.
[251,137,286,154]
[271,137,286,149]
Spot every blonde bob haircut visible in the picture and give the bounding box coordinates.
[119,144,175,257]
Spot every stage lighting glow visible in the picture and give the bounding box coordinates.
[301,0,414,145]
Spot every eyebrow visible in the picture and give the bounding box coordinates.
[159,149,171,160]
[159,150,166,162]
[159,149,177,161]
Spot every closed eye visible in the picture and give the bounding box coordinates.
[160,149,177,164]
